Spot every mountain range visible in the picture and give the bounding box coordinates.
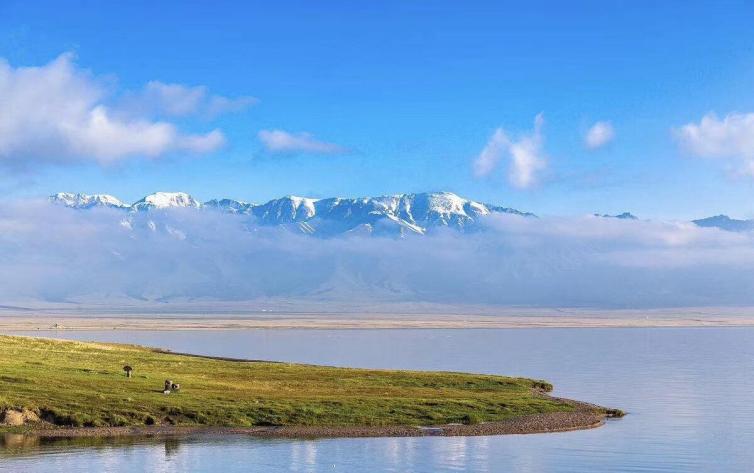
[50,191,533,237]
[50,191,753,235]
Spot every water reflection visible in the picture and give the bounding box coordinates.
[0,432,187,458]
[164,437,181,458]
[1,433,40,453]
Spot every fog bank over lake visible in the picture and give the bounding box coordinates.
[2,200,754,308]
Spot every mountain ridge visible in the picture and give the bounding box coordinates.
[50,191,534,237]
[692,214,754,232]
[49,191,754,235]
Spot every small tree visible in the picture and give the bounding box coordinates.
[123,365,133,378]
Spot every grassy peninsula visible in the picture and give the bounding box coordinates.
[0,336,620,437]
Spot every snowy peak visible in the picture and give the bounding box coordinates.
[132,192,202,211]
[49,190,535,236]
[204,199,254,214]
[394,192,532,228]
[253,195,318,224]
[50,192,129,209]
[400,192,482,227]
[43,190,754,236]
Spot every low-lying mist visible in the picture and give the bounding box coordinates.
[2,200,754,308]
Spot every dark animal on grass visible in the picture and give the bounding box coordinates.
[123,365,133,378]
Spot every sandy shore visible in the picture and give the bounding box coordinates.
[2,302,754,330]
[2,312,754,331]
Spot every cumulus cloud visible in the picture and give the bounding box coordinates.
[121,81,256,118]
[584,121,615,150]
[0,53,226,167]
[473,114,547,189]
[675,112,754,175]
[258,129,347,155]
[2,200,754,308]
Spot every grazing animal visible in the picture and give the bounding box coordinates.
[162,379,181,394]
[123,365,133,378]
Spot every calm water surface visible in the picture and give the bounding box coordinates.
[1,327,753,472]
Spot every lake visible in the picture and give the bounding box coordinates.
[1,327,752,472]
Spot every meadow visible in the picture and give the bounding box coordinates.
[0,335,602,430]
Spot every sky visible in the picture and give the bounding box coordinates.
[3,1,754,219]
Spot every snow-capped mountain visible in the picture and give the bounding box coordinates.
[50,192,130,209]
[218,191,533,235]
[50,191,534,236]
[131,192,202,211]
[51,191,754,236]
[286,192,530,236]
[204,198,254,214]
[253,195,318,224]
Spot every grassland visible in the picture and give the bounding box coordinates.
[0,335,619,437]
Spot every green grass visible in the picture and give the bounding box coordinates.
[0,335,579,429]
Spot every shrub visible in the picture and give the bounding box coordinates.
[461,413,481,425]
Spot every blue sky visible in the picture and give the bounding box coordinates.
[2,1,754,219]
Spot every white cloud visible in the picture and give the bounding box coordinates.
[124,81,256,118]
[0,53,226,167]
[178,130,226,153]
[258,129,346,154]
[142,81,207,116]
[206,94,258,117]
[473,114,547,189]
[675,112,754,176]
[473,129,509,178]
[584,121,615,150]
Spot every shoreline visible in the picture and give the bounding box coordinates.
[3,303,754,330]
[2,313,754,331]
[5,402,613,440]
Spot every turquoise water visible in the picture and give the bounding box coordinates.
[2,327,753,472]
